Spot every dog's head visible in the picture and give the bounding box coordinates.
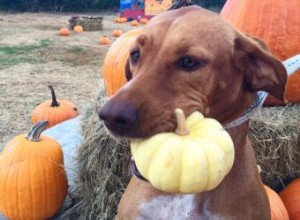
[99,6,287,138]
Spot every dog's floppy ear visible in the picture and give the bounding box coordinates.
[125,59,133,81]
[232,33,287,99]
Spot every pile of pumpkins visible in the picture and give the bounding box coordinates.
[0,86,79,220]
[264,181,300,220]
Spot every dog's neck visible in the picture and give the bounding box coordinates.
[223,91,267,129]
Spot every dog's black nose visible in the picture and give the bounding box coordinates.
[99,101,137,135]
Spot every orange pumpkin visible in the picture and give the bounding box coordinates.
[103,29,142,96]
[120,17,128,23]
[115,17,127,23]
[32,85,79,128]
[112,29,123,37]
[74,25,83,33]
[0,121,68,220]
[59,27,69,36]
[264,185,289,220]
[99,36,111,45]
[279,178,300,220]
[139,18,149,24]
[220,0,300,104]
[130,20,139,26]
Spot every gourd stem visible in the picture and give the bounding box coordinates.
[26,121,49,142]
[49,85,60,107]
[174,108,190,135]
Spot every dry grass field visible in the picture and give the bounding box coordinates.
[0,12,136,148]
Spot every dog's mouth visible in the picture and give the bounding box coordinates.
[130,159,149,182]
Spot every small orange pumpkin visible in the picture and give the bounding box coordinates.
[99,36,111,45]
[264,185,289,220]
[115,17,126,23]
[112,29,123,37]
[102,29,142,96]
[59,27,69,36]
[0,121,68,220]
[74,25,83,33]
[120,17,128,23]
[130,20,139,26]
[32,85,79,128]
[279,178,300,220]
[220,0,300,104]
[139,18,149,24]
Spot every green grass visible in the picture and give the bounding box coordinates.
[0,57,39,67]
[39,38,52,47]
[69,46,84,53]
[0,38,53,68]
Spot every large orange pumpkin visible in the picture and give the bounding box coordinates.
[0,121,68,220]
[102,29,142,96]
[264,185,289,220]
[32,85,79,128]
[220,0,300,104]
[279,178,300,220]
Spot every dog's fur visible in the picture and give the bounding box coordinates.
[99,6,287,220]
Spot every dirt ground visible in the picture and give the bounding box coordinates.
[0,12,136,148]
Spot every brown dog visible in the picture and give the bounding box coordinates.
[99,6,287,220]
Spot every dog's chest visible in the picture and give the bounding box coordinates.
[137,194,222,220]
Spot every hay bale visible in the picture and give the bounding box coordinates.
[69,16,103,31]
[62,90,131,220]
[249,104,300,191]
[64,89,300,219]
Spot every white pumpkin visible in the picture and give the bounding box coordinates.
[131,109,235,193]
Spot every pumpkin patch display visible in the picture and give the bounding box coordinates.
[279,178,300,220]
[32,85,79,128]
[131,108,235,193]
[0,121,68,220]
[264,185,289,220]
[103,28,142,96]
[59,27,69,36]
[220,0,300,104]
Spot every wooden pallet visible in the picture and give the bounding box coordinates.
[69,15,103,31]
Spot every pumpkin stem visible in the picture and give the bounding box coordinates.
[49,85,60,107]
[174,108,190,135]
[26,121,49,142]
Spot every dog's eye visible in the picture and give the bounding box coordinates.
[130,51,140,65]
[177,57,203,71]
